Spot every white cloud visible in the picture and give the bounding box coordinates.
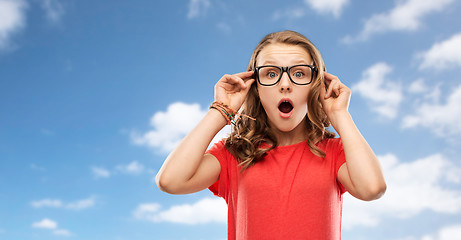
[133,197,227,225]
[116,161,145,175]
[32,218,71,236]
[343,0,455,43]
[272,7,305,21]
[0,0,27,51]
[418,33,461,70]
[65,197,95,210]
[31,197,95,210]
[352,62,403,119]
[422,224,461,240]
[92,161,148,178]
[408,78,428,94]
[187,0,211,19]
[39,0,64,23]
[131,102,230,154]
[133,203,161,219]
[216,22,231,34]
[304,0,349,18]
[53,229,71,236]
[408,80,442,103]
[272,0,347,21]
[31,199,63,208]
[91,166,111,178]
[30,163,46,171]
[40,128,55,136]
[32,218,57,229]
[343,153,461,229]
[402,84,461,137]
[407,78,443,106]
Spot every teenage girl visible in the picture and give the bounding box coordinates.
[156,30,386,239]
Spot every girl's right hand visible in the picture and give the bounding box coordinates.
[214,71,255,111]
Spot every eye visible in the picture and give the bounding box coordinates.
[293,71,304,78]
[267,71,278,78]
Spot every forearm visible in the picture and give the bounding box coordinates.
[156,109,226,189]
[157,71,254,193]
[330,111,386,198]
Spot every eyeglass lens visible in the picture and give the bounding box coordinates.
[258,65,313,85]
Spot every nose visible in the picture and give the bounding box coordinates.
[279,71,292,92]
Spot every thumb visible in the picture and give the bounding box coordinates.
[244,78,255,89]
[240,78,255,98]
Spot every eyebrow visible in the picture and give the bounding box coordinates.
[259,60,310,66]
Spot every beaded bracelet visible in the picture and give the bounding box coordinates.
[209,101,255,126]
[210,101,234,125]
[209,101,256,143]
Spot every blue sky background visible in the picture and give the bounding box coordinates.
[1,0,461,239]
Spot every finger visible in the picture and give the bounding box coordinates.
[221,82,240,92]
[332,81,342,98]
[229,75,247,89]
[220,74,242,86]
[234,71,254,78]
[323,72,338,87]
[240,73,255,84]
[224,74,249,92]
[333,83,340,97]
[234,71,255,82]
[240,78,255,97]
[324,73,341,98]
[218,75,239,91]
[324,72,338,81]
[244,78,255,88]
[325,80,336,99]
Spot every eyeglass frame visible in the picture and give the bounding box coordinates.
[254,64,318,86]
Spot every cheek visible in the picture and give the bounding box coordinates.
[302,87,312,102]
[257,87,276,112]
[295,88,311,111]
[257,86,268,103]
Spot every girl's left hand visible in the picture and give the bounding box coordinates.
[319,72,351,118]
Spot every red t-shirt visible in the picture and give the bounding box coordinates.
[207,138,347,240]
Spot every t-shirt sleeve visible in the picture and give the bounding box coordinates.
[206,140,229,199]
[331,138,347,194]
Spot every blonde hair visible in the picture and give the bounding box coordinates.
[225,30,335,170]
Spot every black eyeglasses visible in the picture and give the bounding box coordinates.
[254,64,317,86]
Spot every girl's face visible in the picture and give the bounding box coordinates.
[256,43,313,136]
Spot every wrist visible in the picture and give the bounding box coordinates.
[210,101,237,125]
[328,110,352,132]
[208,107,229,127]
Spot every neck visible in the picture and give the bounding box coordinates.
[272,119,309,146]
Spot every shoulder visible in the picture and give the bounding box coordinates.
[318,137,343,150]
[316,137,344,160]
[206,139,236,164]
[207,139,227,156]
[209,139,226,150]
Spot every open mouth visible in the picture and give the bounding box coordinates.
[278,100,293,114]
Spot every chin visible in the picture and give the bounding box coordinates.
[268,115,307,133]
[276,122,298,132]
